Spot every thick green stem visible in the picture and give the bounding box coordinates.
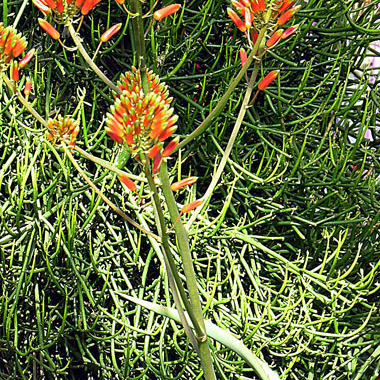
[129,0,148,93]
[159,160,216,380]
[185,54,263,229]
[66,22,121,95]
[143,162,205,339]
[175,25,268,153]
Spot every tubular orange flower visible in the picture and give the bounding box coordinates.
[18,49,35,68]
[11,63,19,81]
[181,200,202,214]
[266,29,283,48]
[106,68,179,161]
[227,7,246,32]
[118,174,137,192]
[277,0,295,13]
[153,4,181,21]
[244,7,252,30]
[171,177,198,192]
[33,0,102,20]
[250,0,260,13]
[277,5,300,26]
[38,19,60,40]
[162,136,179,157]
[46,115,80,148]
[24,77,32,96]
[258,0,265,11]
[258,70,279,90]
[81,0,101,15]
[32,0,51,14]
[239,47,248,67]
[101,23,122,43]
[0,23,30,72]
[281,24,299,39]
[153,154,162,173]
[231,0,245,15]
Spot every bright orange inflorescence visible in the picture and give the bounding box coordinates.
[0,23,34,78]
[227,0,300,48]
[32,0,101,21]
[46,115,80,148]
[106,67,179,168]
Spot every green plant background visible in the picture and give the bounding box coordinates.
[0,0,379,379]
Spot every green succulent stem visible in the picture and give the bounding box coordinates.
[175,25,269,153]
[129,0,149,94]
[159,160,216,380]
[66,21,121,95]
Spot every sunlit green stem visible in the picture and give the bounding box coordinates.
[66,22,121,95]
[185,52,263,229]
[175,25,268,153]
[129,0,148,94]
[74,146,146,183]
[159,160,216,380]
[1,72,48,128]
[63,145,159,240]
[143,162,206,339]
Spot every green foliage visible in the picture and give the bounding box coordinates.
[0,0,379,379]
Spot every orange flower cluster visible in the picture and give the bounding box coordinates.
[106,67,179,170]
[46,115,80,148]
[0,23,34,80]
[33,0,101,20]
[227,0,300,47]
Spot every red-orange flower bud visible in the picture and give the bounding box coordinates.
[266,29,283,48]
[258,0,266,11]
[101,23,122,43]
[11,63,19,81]
[118,174,137,192]
[227,8,246,32]
[277,5,300,26]
[281,24,299,39]
[162,136,179,157]
[181,200,202,214]
[250,0,260,12]
[171,177,198,191]
[277,0,295,13]
[32,0,51,14]
[148,143,163,159]
[231,1,245,16]
[24,77,32,96]
[81,0,101,15]
[38,19,60,40]
[19,49,35,68]
[240,48,248,67]
[244,7,252,30]
[258,70,279,90]
[153,4,181,21]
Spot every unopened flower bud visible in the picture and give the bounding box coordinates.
[277,5,301,26]
[153,4,181,21]
[258,70,279,90]
[227,7,246,32]
[181,200,202,214]
[171,177,198,191]
[101,23,122,43]
[38,18,60,40]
